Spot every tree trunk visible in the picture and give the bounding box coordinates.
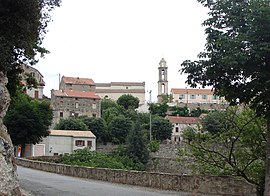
[264,116,270,196]
[0,72,21,195]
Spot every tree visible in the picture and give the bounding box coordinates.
[151,117,173,141]
[149,102,168,117]
[54,118,88,131]
[0,0,60,194]
[4,92,53,156]
[117,94,140,110]
[201,111,226,134]
[182,126,197,144]
[181,1,270,194]
[101,98,118,114]
[79,116,108,143]
[181,107,266,195]
[108,116,133,144]
[126,121,149,169]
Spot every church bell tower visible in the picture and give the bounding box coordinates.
[157,58,168,103]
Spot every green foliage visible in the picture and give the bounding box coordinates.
[183,106,266,194]
[59,148,126,169]
[182,127,197,144]
[78,116,108,143]
[181,0,270,118]
[126,121,149,166]
[0,0,60,91]
[4,92,52,145]
[101,99,118,113]
[117,94,140,110]
[169,106,189,117]
[201,111,227,134]
[148,140,160,153]
[108,116,133,144]
[151,116,173,141]
[54,118,88,131]
[149,102,168,117]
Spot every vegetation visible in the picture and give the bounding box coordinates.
[180,1,270,193]
[117,94,140,110]
[151,117,173,141]
[4,92,53,155]
[59,148,126,169]
[54,118,88,131]
[108,116,133,144]
[126,121,149,168]
[181,107,266,195]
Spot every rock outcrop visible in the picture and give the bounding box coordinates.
[0,72,21,195]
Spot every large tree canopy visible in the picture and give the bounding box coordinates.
[181,1,270,194]
[181,0,270,116]
[181,107,266,194]
[4,93,53,146]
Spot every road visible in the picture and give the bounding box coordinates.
[17,166,189,196]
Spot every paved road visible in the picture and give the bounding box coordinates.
[18,166,188,196]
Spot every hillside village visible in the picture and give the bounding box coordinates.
[21,58,228,157]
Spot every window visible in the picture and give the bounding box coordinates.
[179,94,185,99]
[75,140,85,146]
[212,95,218,100]
[87,141,92,147]
[92,103,96,109]
[175,127,179,133]
[75,113,79,117]
[75,102,79,108]
[190,95,196,99]
[34,90,39,99]
[92,114,96,117]
[202,95,208,99]
[60,112,63,118]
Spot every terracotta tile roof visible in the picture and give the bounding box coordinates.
[52,90,100,99]
[50,130,96,138]
[166,116,200,124]
[62,76,95,85]
[171,88,214,95]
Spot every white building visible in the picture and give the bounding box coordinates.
[24,130,96,156]
[95,82,146,105]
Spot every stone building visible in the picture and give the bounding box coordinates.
[22,65,45,99]
[95,82,146,105]
[59,76,96,92]
[166,116,200,143]
[51,89,101,125]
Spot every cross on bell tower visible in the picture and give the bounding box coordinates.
[157,58,168,103]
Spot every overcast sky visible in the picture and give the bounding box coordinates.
[36,0,209,102]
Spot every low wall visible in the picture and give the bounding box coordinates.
[16,158,257,196]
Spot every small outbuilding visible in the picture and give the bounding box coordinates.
[24,130,96,157]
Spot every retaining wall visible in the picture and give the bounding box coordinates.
[16,158,257,196]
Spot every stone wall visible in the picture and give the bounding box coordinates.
[16,158,257,196]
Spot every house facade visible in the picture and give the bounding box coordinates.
[22,65,45,99]
[166,116,200,143]
[51,89,101,125]
[95,82,146,105]
[170,88,228,110]
[24,130,96,156]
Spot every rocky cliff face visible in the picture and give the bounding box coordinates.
[0,72,21,195]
